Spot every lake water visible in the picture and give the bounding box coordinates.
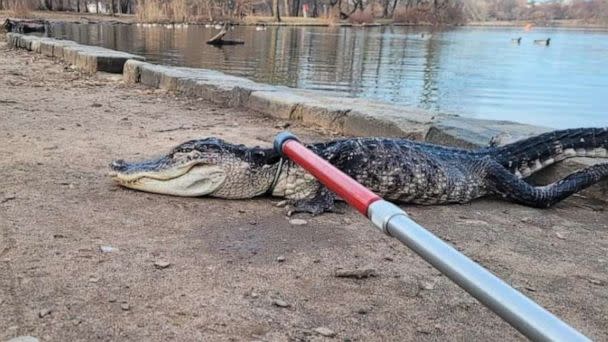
[48,23,608,129]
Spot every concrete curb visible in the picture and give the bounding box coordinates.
[6,32,144,74]
[7,33,606,202]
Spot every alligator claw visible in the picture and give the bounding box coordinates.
[286,187,337,216]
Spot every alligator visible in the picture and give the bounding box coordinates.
[109,128,608,215]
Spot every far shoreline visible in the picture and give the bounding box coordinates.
[2,10,607,30]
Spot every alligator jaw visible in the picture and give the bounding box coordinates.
[109,159,227,197]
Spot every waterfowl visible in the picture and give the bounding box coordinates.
[534,38,551,46]
[511,37,522,44]
[255,24,267,31]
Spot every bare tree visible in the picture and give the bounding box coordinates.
[273,0,281,21]
[291,0,300,16]
[283,0,290,15]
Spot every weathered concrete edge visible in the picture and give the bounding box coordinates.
[6,33,605,201]
[6,32,144,74]
[121,59,552,146]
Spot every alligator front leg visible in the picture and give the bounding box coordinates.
[288,187,337,216]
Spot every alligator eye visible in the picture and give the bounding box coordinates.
[110,160,127,172]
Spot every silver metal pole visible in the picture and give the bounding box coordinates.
[368,200,591,342]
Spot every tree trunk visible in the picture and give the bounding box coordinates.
[273,0,281,21]
[96,0,100,13]
[206,24,244,45]
[283,0,290,16]
[291,0,300,17]
[390,0,398,16]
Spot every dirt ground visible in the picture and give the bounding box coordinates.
[0,37,607,342]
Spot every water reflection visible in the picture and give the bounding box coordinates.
[49,23,608,128]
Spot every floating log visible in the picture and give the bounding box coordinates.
[205,23,244,46]
[3,19,49,34]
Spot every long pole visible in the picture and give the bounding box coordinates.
[274,132,591,342]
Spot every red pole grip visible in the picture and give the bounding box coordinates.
[281,139,381,216]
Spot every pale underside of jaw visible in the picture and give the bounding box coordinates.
[111,165,227,197]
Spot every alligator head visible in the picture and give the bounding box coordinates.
[109,138,281,198]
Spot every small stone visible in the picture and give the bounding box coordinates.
[250,292,259,299]
[416,326,432,334]
[121,303,130,311]
[91,103,102,108]
[272,299,289,308]
[420,281,435,291]
[356,308,368,315]
[275,200,288,207]
[276,255,286,262]
[108,297,117,303]
[334,268,377,279]
[154,260,171,269]
[289,219,308,226]
[313,327,336,337]
[588,278,604,286]
[100,245,117,253]
[38,308,52,318]
[88,277,100,283]
[555,232,566,240]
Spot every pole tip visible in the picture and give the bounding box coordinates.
[273,131,300,156]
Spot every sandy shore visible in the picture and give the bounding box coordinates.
[0,35,607,341]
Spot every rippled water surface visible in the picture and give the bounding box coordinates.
[49,23,608,128]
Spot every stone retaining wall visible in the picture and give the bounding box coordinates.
[6,32,606,201]
[121,59,552,146]
[6,33,144,74]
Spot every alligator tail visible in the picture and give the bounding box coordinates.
[486,160,608,207]
[491,128,608,178]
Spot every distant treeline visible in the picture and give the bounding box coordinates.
[1,0,607,25]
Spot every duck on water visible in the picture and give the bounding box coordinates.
[534,38,551,46]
